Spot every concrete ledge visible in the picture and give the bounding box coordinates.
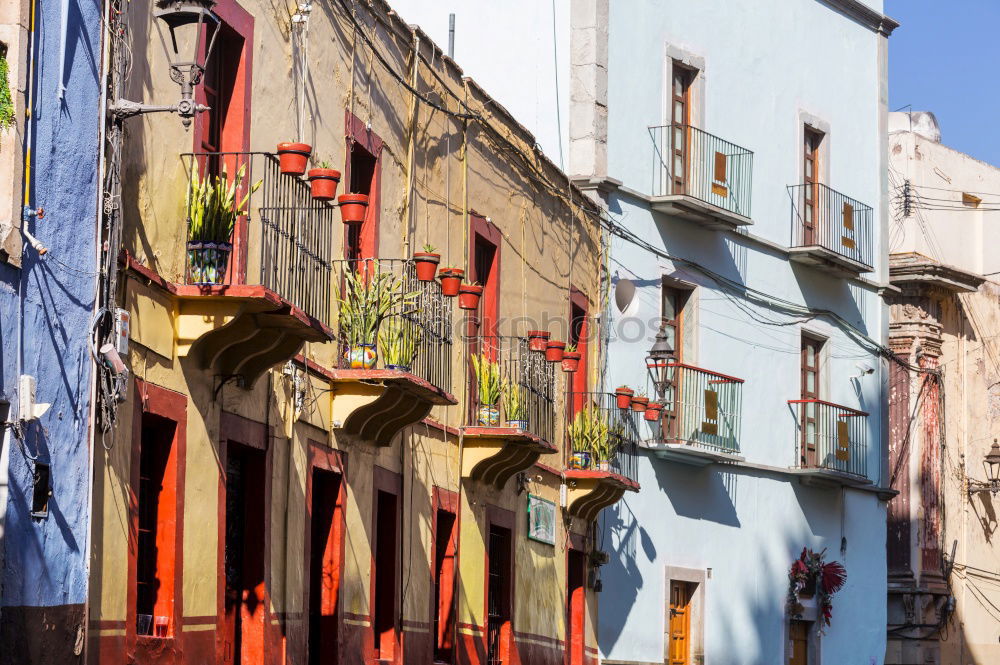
[651,194,753,231]
[788,244,873,277]
[641,440,744,467]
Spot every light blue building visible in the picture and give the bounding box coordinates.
[0,0,103,661]
[392,0,897,663]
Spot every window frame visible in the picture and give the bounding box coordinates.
[344,110,384,262]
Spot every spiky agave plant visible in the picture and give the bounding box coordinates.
[568,405,612,462]
[338,262,419,346]
[379,315,421,368]
[187,163,261,243]
[470,352,501,406]
[502,378,525,421]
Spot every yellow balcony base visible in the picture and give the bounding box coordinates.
[127,257,333,386]
[563,470,639,521]
[327,369,457,446]
[461,427,557,489]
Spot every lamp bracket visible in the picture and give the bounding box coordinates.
[109,99,209,127]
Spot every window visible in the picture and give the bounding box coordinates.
[373,489,399,660]
[670,62,695,195]
[472,227,499,340]
[136,413,179,636]
[569,289,589,413]
[800,335,824,467]
[198,24,243,176]
[802,127,824,244]
[668,581,693,665]
[433,507,457,662]
[345,142,378,261]
[486,524,512,665]
[661,284,690,361]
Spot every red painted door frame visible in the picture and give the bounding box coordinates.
[370,466,403,664]
[431,487,460,663]
[216,411,272,665]
[483,506,515,665]
[569,287,590,416]
[344,110,383,261]
[469,213,501,343]
[126,379,188,664]
[304,442,347,665]
[193,0,254,284]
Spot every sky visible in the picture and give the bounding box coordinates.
[887,0,1000,165]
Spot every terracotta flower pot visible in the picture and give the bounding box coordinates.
[545,340,566,363]
[561,351,581,373]
[615,387,634,409]
[439,268,464,297]
[644,403,663,421]
[338,194,369,224]
[276,142,312,175]
[630,397,649,413]
[413,253,441,281]
[527,331,551,352]
[458,283,484,310]
[307,168,341,201]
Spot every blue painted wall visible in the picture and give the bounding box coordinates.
[0,0,101,660]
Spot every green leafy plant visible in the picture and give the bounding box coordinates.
[338,262,419,346]
[378,315,421,368]
[565,343,577,353]
[422,243,437,253]
[187,163,261,243]
[470,352,501,406]
[502,379,525,421]
[318,160,333,169]
[568,405,613,462]
[0,51,14,131]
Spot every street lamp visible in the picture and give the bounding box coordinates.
[968,439,1000,497]
[110,0,220,126]
[645,329,675,401]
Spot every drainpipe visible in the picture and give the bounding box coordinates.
[402,29,419,256]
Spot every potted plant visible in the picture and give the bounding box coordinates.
[630,392,649,413]
[527,330,551,352]
[307,161,341,201]
[439,267,464,297]
[458,282,484,310]
[338,193,369,224]
[471,352,501,426]
[545,340,566,363]
[568,405,612,471]
[277,142,312,175]
[378,315,420,372]
[502,379,528,430]
[561,344,581,373]
[644,401,663,422]
[615,386,634,409]
[186,164,261,285]
[338,261,418,369]
[413,244,440,281]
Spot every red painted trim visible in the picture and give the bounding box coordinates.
[469,213,501,340]
[371,467,402,664]
[304,442,347,665]
[431,487,460,663]
[569,287,590,419]
[534,462,562,478]
[562,469,640,492]
[421,417,462,438]
[786,399,868,416]
[660,362,745,384]
[217,411,272,665]
[344,109,383,260]
[127,379,188,662]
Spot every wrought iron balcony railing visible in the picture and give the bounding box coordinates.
[466,336,555,445]
[649,124,753,218]
[567,392,640,485]
[182,151,335,325]
[788,399,869,480]
[788,182,874,271]
[332,258,453,393]
[660,363,743,454]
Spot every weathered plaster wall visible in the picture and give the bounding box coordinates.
[0,0,101,662]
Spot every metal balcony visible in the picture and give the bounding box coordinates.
[462,336,557,489]
[649,124,753,229]
[563,392,640,520]
[788,399,871,487]
[643,363,744,466]
[788,183,874,275]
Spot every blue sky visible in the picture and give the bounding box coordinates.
[887,0,1000,164]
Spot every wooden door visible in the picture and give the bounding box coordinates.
[788,620,810,665]
[671,65,693,195]
[668,582,691,665]
[800,336,822,467]
[308,468,342,665]
[802,128,823,244]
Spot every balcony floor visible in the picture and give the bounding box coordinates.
[788,466,872,489]
[651,194,753,231]
[642,440,744,467]
[563,469,639,521]
[788,245,872,277]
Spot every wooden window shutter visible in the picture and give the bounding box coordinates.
[836,420,850,461]
[701,389,719,436]
[711,151,729,197]
[842,202,854,230]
